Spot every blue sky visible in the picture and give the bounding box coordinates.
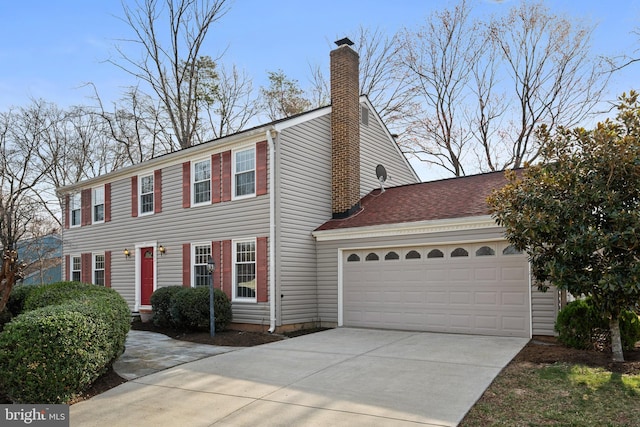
[1,0,638,112]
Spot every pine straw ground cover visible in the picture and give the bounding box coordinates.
[460,337,640,426]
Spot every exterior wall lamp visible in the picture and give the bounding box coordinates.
[158,245,166,255]
[123,248,131,258]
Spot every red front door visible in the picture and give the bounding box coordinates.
[141,247,154,306]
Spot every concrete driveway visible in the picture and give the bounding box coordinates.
[70,328,527,427]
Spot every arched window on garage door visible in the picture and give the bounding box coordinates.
[502,245,523,255]
[347,253,360,262]
[451,247,469,257]
[405,250,421,259]
[476,246,495,256]
[385,251,399,260]
[365,252,380,261]
[427,249,444,258]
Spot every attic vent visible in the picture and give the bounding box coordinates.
[361,105,369,126]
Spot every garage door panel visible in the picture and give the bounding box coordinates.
[343,243,530,338]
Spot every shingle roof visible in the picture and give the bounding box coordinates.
[315,170,513,231]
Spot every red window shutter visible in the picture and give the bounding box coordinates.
[64,195,70,229]
[65,255,70,281]
[104,251,112,288]
[211,153,221,204]
[131,176,138,217]
[222,240,232,297]
[154,169,162,213]
[257,237,268,302]
[182,162,191,208]
[81,189,91,226]
[81,253,92,283]
[256,141,268,196]
[182,243,191,287]
[221,151,232,202]
[212,241,222,293]
[104,183,112,222]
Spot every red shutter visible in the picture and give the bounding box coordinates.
[104,251,112,288]
[212,241,223,292]
[81,189,91,226]
[182,243,191,287]
[64,195,70,229]
[154,169,162,213]
[211,153,221,204]
[182,162,191,208]
[131,176,138,217]
[221,151,232,202]
[222,240,232,297]
[257,237,268,302]
[81,253,92,283]
[65,255,70,281]
[256,141,268,196]
[104,183,112,222]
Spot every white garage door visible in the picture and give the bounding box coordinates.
[342,242,530,337]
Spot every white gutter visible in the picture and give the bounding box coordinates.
[266,128,277,333]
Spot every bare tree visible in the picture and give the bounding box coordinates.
[487,1,610,169]
[398,0,481,176]
[260,70,311,121]
[112,0,230,150]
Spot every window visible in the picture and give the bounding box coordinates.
[234,147,255,198]
[347,254,360,262]
[427,249,444,259]
[406,250,421,259]
[70,193,81,227]
[361,105,369,126]
[93,254,105,286]
[71,256,81,282]
[192,159,211,205]
[234,240,256,300]
[93,187,105,223]
[451,248,469,257]
[503,245,523,255]
[365,252,379,261]
[140,174,154,214]
[193,244,212,287]
[385,251,399,260]
[476,246,495,256]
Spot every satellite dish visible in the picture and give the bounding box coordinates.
[376,164,387,192]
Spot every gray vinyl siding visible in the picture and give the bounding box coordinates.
[359,107,419,194]
[63,147,270,324]
[316,227,533,326]
[531,285,559,336]
[276,115,332,326]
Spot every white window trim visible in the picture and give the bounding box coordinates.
[191,242,212,288]
[138,172,155,216]
[92,252,105,286]
[232,237,257,302]
[232,146,256,201]
[191,157,212,207]
[70,254,82,282]
[92,186,105,224]
[70,193,81,228]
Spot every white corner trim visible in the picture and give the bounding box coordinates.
[312,215,499,241]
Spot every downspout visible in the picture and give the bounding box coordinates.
[267,128,277,333]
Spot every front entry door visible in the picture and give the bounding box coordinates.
[140,247,155,306]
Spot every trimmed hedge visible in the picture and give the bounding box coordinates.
[0,282,130,403]
[7,284,40,317]
[151,286,231,332]
[555,298,640,351]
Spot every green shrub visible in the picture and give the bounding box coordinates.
[6,284,40,317]
[0,281,130,403]
[555,298,640,351]
[150,286,183,328]
[169,287,232,332]
[0,308,11,332]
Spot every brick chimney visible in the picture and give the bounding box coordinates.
[330,37,360,219]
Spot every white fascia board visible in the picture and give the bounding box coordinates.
[273,106,331,132]
[312,215,499,241]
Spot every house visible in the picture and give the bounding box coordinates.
[18,233,63,285]
[60,39,558,337]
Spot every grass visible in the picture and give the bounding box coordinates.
[460,362,640,426]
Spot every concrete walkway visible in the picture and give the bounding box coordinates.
[72,328,527,427]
